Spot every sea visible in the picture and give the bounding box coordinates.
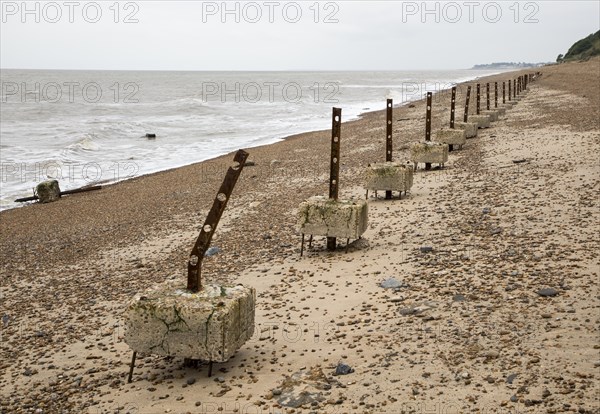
[0,69,508,210]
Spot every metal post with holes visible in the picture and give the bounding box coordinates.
[128,149,249,383]
[187,149,249,292]
[425,92,432,170]
[486,83,490,110]
[327,107,342,251]
[508,80,512,101]
[494,82,498,108]
[450,87,456,128]
[448,86,456,152]
[386,99,393,200]
[476,84,481,115]
[503,81,506,104]
[513,79,517,98]
[463,86,471,122]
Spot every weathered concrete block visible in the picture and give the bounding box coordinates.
[36,180,61,203]
[468,115,491,129]
[297,196,368,239]
[453,121,478,138]
[364,162,413,193]
[434,128,466,147]
[124,281,255,362]
[480,110,499,122]
[494,107,506,116]
[410,142,449,170]
[501,102,515,110]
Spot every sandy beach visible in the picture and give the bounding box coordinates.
[1,58,599,414]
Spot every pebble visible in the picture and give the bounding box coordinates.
[380,278,404,289]
[537,288,559,297]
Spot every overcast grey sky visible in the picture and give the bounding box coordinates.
[1,1,598,70]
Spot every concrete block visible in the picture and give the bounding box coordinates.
[36,180,61,203]
[298,196,368,239]
[410,142,449,170]
[364,162,413,193]
[468,115,491,129]
[453,121,478,138]
[434,128,467,147]
[480,110,499,122]
[494,107,506,116]
[124,281,255,363]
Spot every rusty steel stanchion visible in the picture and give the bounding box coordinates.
[513,79,516,99]
[425,92,432,170]
[450,86,456,128]
[486,83,490,110]
[463,85,471,122]
[508,80,512,101]
[386,99,393,200]
[327,107,342,251]
[448,86,457,152]
[494,82,498,108]
[187,149,249,292]
[476,83,481,115]
[129,148,249,383]
[503,81,506,104]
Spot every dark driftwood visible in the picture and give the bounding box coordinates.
[14,185,102,203]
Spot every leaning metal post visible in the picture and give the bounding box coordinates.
[187,149,249,292]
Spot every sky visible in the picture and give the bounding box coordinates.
[1,1,599,70]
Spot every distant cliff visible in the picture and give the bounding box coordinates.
[470,62,548,70]
[557,30,600,62]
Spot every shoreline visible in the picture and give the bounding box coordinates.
[0,68,516,212]
[1,58,598,413]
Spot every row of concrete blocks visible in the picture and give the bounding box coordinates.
[123,93,526,366]
[294,100,523,243]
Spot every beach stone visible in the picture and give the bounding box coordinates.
[434,128,467,147]
[537,288,559,297]
[452,294,466,302]
[297,196,368,239]
[276,367,331,408]
[334,363,354,375]
[481,110,499,122]
[364,161,413,194]
[204,246,220,257]
[124,280,255,362]
[468,115,491,129]
[36,180,61,203]
[380,278,404,289]
[410,142,449,170]
[453,121,478,138]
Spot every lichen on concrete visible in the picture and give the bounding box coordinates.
[453,121,478,138]
[410,142,449,168]
[297,196,368,239]
[469,115,491,129]
[433,128,467,146]
[35,180,61,203]
[364,161,414,192]
[124,280,255,362]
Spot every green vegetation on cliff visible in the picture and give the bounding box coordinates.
[557,30,600,62]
